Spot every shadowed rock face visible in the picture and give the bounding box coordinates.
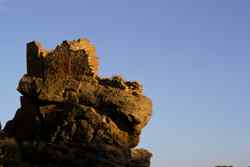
[0,39,153,167]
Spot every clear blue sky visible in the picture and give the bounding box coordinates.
[0,0,250,166]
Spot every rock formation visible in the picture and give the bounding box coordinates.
[0,38,153,167]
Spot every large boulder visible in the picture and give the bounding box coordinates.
[1,38,153,167]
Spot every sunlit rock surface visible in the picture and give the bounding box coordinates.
[0,39,153,167]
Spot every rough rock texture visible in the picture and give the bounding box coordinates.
[0,38,153,167]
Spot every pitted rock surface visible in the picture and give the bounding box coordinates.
[0,38,153,167]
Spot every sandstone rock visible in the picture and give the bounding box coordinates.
[0,139,132,167]
[1,38,153,167]
[131,149,152,167]
[26,38,99,79]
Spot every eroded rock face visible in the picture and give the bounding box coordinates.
[26,39,99,78]
[0,38,153,167]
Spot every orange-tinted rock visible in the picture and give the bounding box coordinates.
[131,149,152,167]
[2,38,153,167]
[27,38,99,79]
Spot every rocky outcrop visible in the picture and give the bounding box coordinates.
[0,38,153,167]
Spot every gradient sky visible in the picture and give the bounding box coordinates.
[0,0,250,167]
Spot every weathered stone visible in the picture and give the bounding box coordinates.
[27,38,99,80]
[131,149,152,167]
[1,38,153,167]
[0,140,131,167]
[27,41,48,78]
